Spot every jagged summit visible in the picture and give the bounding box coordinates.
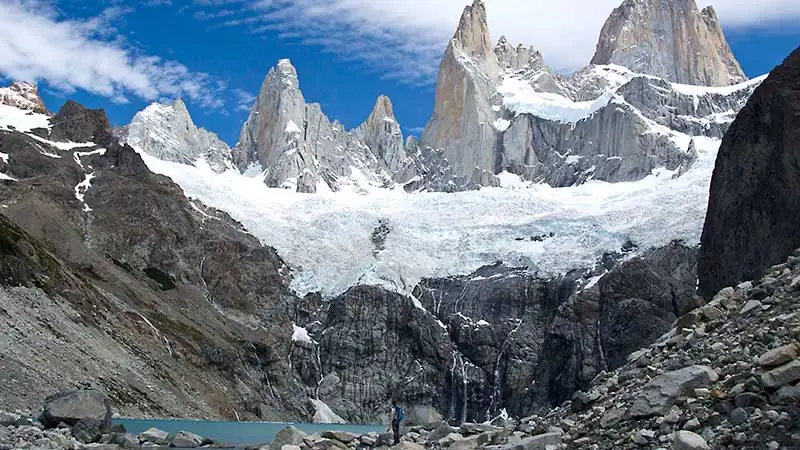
[0,81,47,114]
[118,0,762,195]
[369,95,395,120]
[275,58,300,88]
[118,98,234,173]
[355,95,407,173]
[452,0,495,62]
[233,59,415,192]
[494,36,547,73]
[590,0,747,86]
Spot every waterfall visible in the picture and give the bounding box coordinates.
[486,317,525,420]
[449,350,473,424]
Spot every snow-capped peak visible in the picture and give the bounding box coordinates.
[119,99,234,173]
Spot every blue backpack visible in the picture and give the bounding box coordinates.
[395,405,405,422]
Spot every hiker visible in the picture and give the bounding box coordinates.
[389,398,404,445]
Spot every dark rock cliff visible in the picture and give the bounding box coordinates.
[698,46,800,299]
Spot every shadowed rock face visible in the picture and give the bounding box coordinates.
[591,0,746,86]
[698,46,800,299]
[302,242,699,424]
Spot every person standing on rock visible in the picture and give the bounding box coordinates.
[389,398,404,445]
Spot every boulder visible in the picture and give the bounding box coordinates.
[320,430,355,444]
[673,430,710,450]
[0,411,19,426]
[72,418,104,444]
[502,432,562,450]
[270,426,307,450]
[761,360,800,388]
[427,422,456,441]
[138,427,169,445]
[629,366,718,417]
[376,433,395,447]
[450,435,481,450]
[359,434,377,447]
[771,386,800,405]
[40,390,112,429]
[111,432,141,449]
[459,423,501,435]
[758,343,799,367]
[171,430,203,448]
[392,442,424,450]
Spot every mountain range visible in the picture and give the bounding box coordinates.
[117,0,758,193]
[0,0,797,435]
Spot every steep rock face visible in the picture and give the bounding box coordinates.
[233,59,411,192]
[412,0,759,191]
[499,69,762,186]
[500,96,688,186]
[698,47,800,299]
[0,81,47,114]
[419,0,501,181]
[117,99,233,173]
[590,0,746,86]
[235,59,306,180]
[287,242,699,424]
[495,37,564,96]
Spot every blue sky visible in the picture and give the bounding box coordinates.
[1,0,798,146]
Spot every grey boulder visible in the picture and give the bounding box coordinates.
[39,389,112,429]
[629,366,718,417]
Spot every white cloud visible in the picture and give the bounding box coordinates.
[233,88,256,111]
[0,1,225,108]
[195,0,800,84]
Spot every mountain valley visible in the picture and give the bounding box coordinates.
[0,1,798,449]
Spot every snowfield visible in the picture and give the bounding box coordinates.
[139,135,721,298]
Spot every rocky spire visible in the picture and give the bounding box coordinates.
[233,59,409,192]
[233,58,307,173]
[451,0,498,75]
[419,0,500,181]
[355,95,406,172]
[590,0,747,86]
[0,81,47,114]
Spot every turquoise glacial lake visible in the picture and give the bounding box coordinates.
[116,418,385,447]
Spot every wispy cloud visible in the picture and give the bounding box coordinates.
[0,0,227,108]
[233,88,256,111]
[190,0,800,85]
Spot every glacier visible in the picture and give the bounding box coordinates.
[137,134,722,299]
